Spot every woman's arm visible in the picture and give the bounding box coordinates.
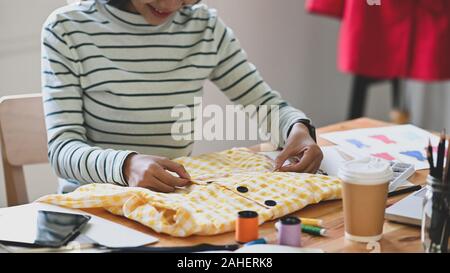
[209,17,323,173]
[41,21,135,186]
[42,19,191,191]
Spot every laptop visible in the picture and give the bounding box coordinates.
[385,187,427,226]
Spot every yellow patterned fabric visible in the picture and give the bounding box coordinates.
[38,148,342,237]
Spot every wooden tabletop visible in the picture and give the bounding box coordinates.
[82,118,426,253]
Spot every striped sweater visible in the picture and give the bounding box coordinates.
[41,0,309,191]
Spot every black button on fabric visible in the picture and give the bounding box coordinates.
[237,186,248,193]
[265,200,277,207]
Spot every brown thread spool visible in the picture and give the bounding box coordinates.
[235,210,259,243]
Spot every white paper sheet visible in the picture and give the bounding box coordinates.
[260,147,414,191]
[320,124,446,170]
[259,147,359,177]
[235,244,325,253]
[0,203,158,248]
[319,146,361,177]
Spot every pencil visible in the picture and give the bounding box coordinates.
[427,139,436,178]
[300,218,323,227]
[388,185,422,198]
[436,130,446,179]
[302,225,327,236]
[444,137,450,184]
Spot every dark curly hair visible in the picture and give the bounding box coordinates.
[94,0,201,5]
[79,0,128,8]
[106,0,129,9]
[101,0,130,9]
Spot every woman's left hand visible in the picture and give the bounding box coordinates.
[274,123,323,174]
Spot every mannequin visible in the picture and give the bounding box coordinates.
[306,0,450,123]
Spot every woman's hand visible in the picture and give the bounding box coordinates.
[123,154,191,193]
[274,123,323,174]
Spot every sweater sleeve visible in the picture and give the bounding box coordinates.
[209,17,310,147]
[41,21,135,186]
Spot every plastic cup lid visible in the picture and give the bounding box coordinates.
[338,157,393,185]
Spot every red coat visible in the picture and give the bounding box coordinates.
[306,0,450,81]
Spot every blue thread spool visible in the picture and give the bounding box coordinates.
[244,238,267,246]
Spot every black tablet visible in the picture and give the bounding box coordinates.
[0,210,91,248]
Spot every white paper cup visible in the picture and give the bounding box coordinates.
[338,157,393,243]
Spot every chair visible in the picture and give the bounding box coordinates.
[0,94,48,206]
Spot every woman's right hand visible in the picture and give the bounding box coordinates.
[123,153,191,193]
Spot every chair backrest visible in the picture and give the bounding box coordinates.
[0,94,48,206]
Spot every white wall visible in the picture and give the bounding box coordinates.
[196,0,391,154]
[0,1,68,207]
[0,0,393,207]
[405,81,450,132]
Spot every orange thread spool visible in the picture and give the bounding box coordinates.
[235,210,259,243]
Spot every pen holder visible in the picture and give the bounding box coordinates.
[421,175,450,253]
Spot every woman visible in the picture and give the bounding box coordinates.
[42,0,322,193]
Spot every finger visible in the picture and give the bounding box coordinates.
[278,162,304,173]
[159,159,191,180]
[154,168,191,187]
[303,157,323,174]
[142,176,175,193]
[280,157,318,173]
[274,148,293,170]
[290,156,301,164]
[279,149,316,172]
[299,154,321,173]
[302,151,324,173]
[279,154,310,172]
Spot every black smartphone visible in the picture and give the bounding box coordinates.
[0,210,91,248]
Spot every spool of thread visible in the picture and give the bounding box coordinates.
[300,218,323,227]
[235,211,259,244]
[302,225,327,236]
[276,216,302,247]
